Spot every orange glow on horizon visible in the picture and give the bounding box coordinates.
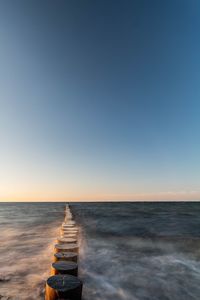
[0,191,200,202]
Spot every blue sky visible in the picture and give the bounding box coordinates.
[0,0,199,201]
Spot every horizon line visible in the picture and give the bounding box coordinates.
[0,199,200,203]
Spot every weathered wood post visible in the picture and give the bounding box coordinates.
[62,221,76,226]
[57,237,77,244]
[60,230,78,239]
[54,252,78,263]
[45,275,82,300]
[62,225,77,229]
[60,228,78,234]
[60,233,77,239]
[51,261,78,276]
[54,243,79,253]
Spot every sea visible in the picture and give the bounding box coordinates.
[0,202,200,300]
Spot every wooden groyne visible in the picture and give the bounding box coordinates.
[45,204,83,300]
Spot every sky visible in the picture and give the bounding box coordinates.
[0,0,200,201]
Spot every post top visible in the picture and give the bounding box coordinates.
[47,275,82,291]
[52,261,78,271]
[57,237,77,243]
[54,252,77,259]
[55,243,78,250]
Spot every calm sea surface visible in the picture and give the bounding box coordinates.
[0,202,200,300]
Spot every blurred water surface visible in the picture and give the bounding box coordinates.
[1,202,200,300]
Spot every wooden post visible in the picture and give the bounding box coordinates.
[62,226,77,231]
[60,229,78,237]
[51,261,78,276]
[61,228,78,233]
[62,224,77,229]
[62,221,76,226]
[54,243,79,253]
[54,252,78,263]
[60,233,77,239]
[57,237,77,244]
[62,227,78,231]
[61,233,78,238]
[60,233,78,239]
[61,227,78,231]
[61,225,78,231]
[45,275,82,300]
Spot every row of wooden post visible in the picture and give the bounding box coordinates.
[45,204,83,300]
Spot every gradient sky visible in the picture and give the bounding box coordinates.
[0,0,200,201]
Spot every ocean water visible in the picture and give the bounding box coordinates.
[1,202,200,300]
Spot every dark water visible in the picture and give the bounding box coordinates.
[1,202,200,300]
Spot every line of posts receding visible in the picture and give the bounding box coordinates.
[45,204,83,300]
